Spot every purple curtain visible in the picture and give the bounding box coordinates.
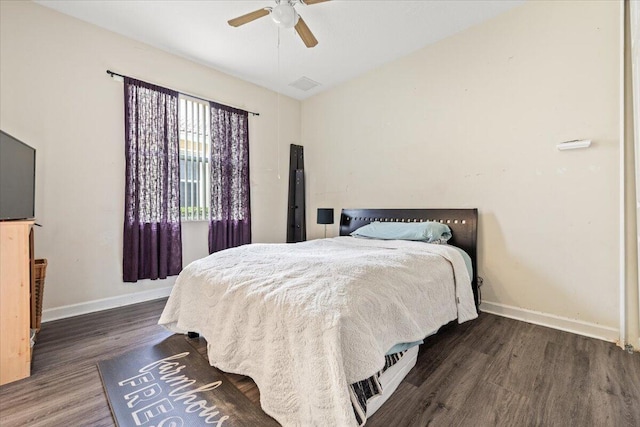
[209,102,251,253]
[123,78,182,282]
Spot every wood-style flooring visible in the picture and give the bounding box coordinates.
[0,298,638,426]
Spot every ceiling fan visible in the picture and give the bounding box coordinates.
[228,0,331,48]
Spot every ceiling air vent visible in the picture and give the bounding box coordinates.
[289,77,320,92]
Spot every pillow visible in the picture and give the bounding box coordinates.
[350,221,452,243]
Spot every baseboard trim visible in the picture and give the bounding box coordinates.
[40,292,622,342]
[480,300,619,343]
[42,286,173,323]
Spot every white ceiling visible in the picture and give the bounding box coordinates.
[35,0,525,100]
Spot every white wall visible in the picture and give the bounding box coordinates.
[0,1,300,316]
[302,1,622,339]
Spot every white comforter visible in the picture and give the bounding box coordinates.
[158,236,477,426]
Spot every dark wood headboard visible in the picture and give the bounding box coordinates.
[339,208,479,307]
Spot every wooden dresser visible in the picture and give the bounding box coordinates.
[0,220,33,385]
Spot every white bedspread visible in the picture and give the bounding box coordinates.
[158,236,477,426]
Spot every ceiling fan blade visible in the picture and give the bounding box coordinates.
[295,16,318,48]
[301,0,331,5]
[228,8,270,27]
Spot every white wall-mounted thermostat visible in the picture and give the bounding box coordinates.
[557,139,592,151]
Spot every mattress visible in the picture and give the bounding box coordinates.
[366,345,419,418]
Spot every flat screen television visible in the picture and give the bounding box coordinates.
[0,130,36,221]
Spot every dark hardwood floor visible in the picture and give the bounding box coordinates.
[1,298,638,426]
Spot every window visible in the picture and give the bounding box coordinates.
[179,95,210,221]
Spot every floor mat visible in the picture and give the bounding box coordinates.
[97,334,279,426]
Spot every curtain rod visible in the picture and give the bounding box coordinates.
[106,70,260,116]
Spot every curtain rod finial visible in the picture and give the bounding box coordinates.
[107,70,124,83]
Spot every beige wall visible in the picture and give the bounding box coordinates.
[0,1,300,312]
[1,0,633,341]
[302,1,622,334]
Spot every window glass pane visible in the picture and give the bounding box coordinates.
[178,95,211,221]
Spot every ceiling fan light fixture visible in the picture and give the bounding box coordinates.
[271,3,299,29]
[228,0,327,48]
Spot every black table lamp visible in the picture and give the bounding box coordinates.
[317,208,334,238]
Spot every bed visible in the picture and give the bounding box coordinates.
[340,208,479,307]
[159,208,479,426]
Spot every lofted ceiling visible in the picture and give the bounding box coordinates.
[35,0,525,100]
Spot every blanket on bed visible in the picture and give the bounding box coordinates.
[158,237,477,426]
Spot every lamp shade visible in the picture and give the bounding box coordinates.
[317,208,334,225]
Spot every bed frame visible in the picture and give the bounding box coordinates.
[339,208,479,307]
